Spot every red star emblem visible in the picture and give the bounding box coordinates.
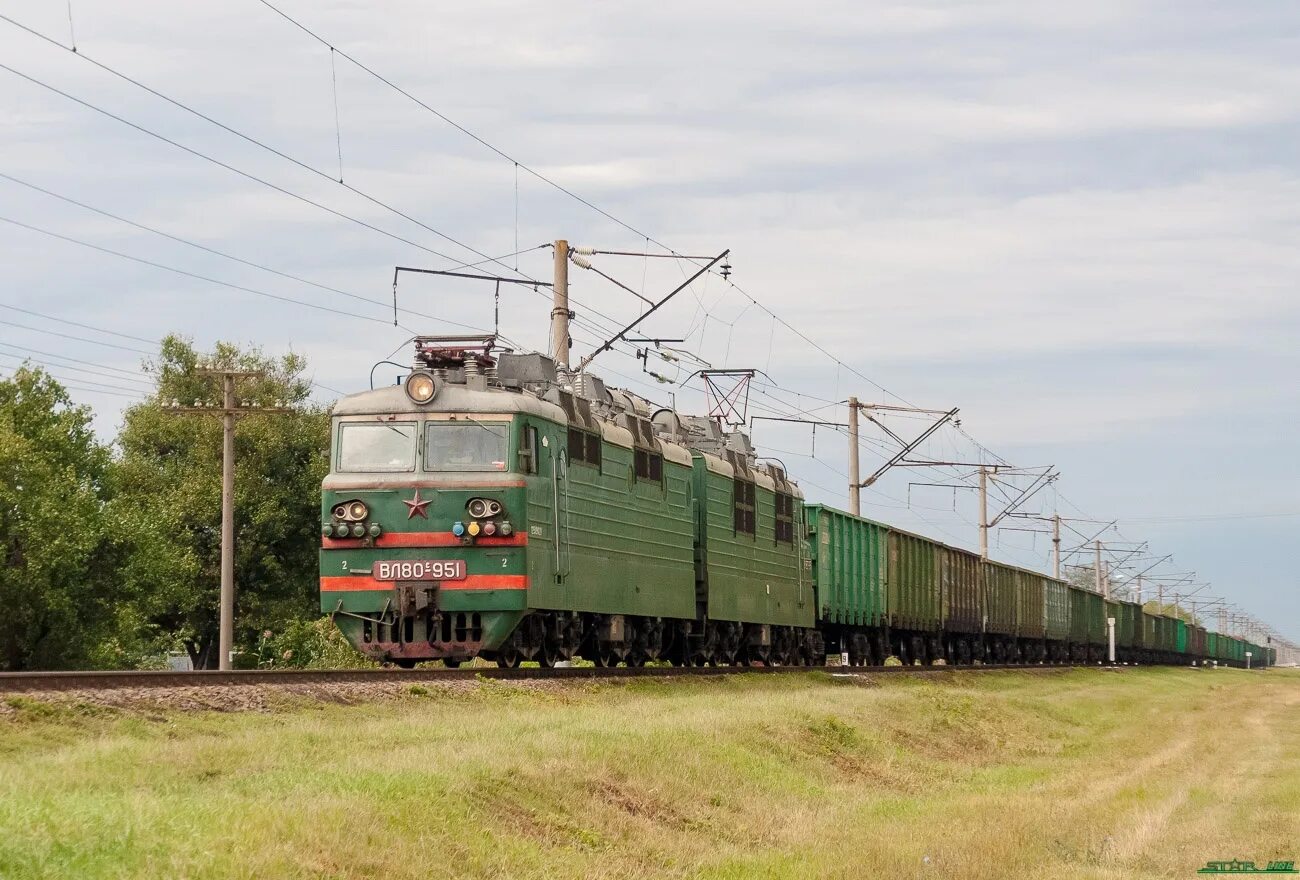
[403,489,431,519]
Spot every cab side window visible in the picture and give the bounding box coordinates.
[518,424,539,474]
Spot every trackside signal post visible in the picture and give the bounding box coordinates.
[165,370,290,670]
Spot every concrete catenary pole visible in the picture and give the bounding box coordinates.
[551,239,571,369]
[848,396,860,516]
[1052,514,1061,579]
[978,466,989,559]
[1094,539,1103,595]
[219,373,235,671]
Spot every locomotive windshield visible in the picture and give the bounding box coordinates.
[425,421,508,472]
[337,422,417,472]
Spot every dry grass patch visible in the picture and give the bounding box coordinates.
[0,668,1295,879]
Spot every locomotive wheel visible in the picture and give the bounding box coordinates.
[496,650,521,668]
[443,659,463,669]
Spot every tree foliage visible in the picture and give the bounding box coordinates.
[0,367,118,670]
[109,336,330,668]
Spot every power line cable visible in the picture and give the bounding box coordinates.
[0,14,539,284]
[0,316,153,355]
[0,351,154,388]
[0,213,415,329]
[0,172,532,345]
[0,341,151,380]
[0,61,480,272]
[0,300,156,345]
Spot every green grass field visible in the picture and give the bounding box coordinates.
[1,667,1296,879]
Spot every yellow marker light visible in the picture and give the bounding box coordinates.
[467,521,481,537]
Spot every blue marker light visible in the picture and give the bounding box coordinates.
[452,521,466,537]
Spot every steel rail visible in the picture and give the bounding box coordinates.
[0,664,1079,693]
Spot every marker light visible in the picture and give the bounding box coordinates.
[334,523,351,538]
[499,521,513,536]
[451,521,466,537]
[467,521,481,537]
[322,524,333,537]
[350,523,365,538]
[482,521,497,536]
[367,523,382,538]
[404,371,437,404]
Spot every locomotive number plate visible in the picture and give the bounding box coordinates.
[374,559,466,581]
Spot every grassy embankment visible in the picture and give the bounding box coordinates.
[0,667,1296,879]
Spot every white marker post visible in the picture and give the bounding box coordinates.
[1246,651,1252,670]
[1107,617,1116,665]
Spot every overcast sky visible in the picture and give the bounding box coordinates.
[2,1,1296,639]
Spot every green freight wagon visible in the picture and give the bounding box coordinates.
[1044,578,1070,661]
[1013,569,1045,660]
[1068,586,1105,661]
[941,545,983,664]
[1115,601,1138,656]
[1174,619,1188,658]
[887,529,943,663]
[984,561,1018,659]
[1206,630,1218,663]
[805,505,888,664]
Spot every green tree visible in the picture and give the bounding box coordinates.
[110,336,330,668]
[0,366,118,670]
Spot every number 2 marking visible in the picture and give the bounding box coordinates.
[502,558,508,568]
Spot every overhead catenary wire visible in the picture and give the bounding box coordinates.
[0,213,427,331]
[0,172,531,346]
[0,15,540,285]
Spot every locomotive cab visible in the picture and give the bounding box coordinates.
[319,336,553,666]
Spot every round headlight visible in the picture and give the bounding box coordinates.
[332,504,348,520]
[405,371,436,404]
[348,501,368,521]
[466,498,490,519]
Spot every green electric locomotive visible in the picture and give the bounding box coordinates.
[320,336,818,667]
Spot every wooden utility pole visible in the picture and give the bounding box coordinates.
[551,239,571,369]
[167,369,290,670]
[848,395,860,515]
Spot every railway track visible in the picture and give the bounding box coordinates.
[0,663,1082,693]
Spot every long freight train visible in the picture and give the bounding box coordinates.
[319,338,1273,670]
